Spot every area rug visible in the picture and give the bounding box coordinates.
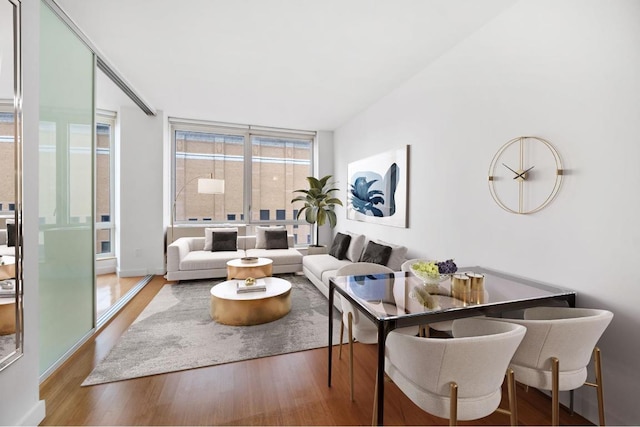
[82,274,343,386]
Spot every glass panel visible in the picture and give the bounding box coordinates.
[0,113,15,215]
[333,268,575,322]
[96,228,111,255]
[250,135,312,244]
[0,0,22,372]
[39,3,95,375]
[96,123,111,226]
[174,130,244,222]
[95,118,114,258]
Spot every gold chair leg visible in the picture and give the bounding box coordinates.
[449,382,458,426]
[507,368,518,426]
[348,312,355,402]
[551,357,560,426]
[419,325,429,337]
[594,347,606,426]
[339,319,344,359]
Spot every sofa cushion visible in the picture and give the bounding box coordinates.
[212,230,238,252]
[204,227,238,251]
[265,229,289,249]
[373,239,408,271]
[0,245,14,257]
[303,254,351,281]
[246,248,302,265]
[345,232,366,262]
[179,249,244,271]
[255,226,286,249]
[329,232,351,260]
[360,241,392,266]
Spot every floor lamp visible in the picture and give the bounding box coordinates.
[170,174,225,244]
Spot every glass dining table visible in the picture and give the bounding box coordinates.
[327,266,576,425]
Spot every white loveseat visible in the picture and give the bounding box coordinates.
[166,234,303,281]
[302,232,408,300]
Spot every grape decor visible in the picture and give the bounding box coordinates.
[410,259,458,285]
[436,259,458,275]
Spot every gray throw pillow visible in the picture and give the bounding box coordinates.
[7,223,15,247]
[265,229,289,249]
[359,241,392,266]
[255,225,286,249]
[211,231,237,252]
[329,232,351,260]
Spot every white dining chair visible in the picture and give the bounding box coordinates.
[495,306,613,426]
[335,262,415,402]
[401,258,453,336]
[381,317,526,426]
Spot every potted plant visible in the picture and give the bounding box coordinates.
[291,175,343,251]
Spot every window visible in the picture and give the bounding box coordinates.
[174,128,244,222]
[171,119,314,244]
[96,112,115,258]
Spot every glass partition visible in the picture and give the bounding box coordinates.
[0,0,23,373]
[39,1,95,374]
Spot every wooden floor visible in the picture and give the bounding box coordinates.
[95,273,144,319]
[40,275,593,426]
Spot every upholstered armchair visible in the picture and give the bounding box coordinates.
[495,306,613,426]
[400,258,453,335]
[335,262,413,402]
[382,317,526,426]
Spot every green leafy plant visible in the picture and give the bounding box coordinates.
[291,175,343,246]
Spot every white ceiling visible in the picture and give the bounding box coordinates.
[57,0,513,131]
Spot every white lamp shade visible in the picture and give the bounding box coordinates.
[197,178,224,194]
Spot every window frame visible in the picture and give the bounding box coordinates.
[169,118,315,237]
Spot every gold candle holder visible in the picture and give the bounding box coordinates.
[467,273,485,291]
[451,274,470,304]
[466,273,486,304]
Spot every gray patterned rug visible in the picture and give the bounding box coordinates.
[0,334,16,357]
[82,274,343,386]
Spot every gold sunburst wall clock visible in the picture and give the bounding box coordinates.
[488,136,564,214]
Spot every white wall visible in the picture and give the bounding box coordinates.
[315,130,335,246]
[333,0,640,424]
[117,106,165,276]
[0,0,46,424]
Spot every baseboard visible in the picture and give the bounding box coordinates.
[17,399,46,426]
[117,268,149,277]
[96,257,117,275]
[118,267,166,277]
[96,265,116,275]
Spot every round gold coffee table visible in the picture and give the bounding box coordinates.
[226,257,273,280]
[210,277,292,326]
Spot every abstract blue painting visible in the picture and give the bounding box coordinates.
[347,146,408,228]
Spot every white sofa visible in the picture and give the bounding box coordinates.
[302,232,408,300]
[166,234,303,281]
[0,229,15,257]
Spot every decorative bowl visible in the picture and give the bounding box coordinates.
[410,265,450,285]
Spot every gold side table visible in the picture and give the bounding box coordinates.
[226,257,273,280]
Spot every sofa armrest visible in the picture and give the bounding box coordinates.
[167,238,192,273]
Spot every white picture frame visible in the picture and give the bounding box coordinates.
[347,146,408,228]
